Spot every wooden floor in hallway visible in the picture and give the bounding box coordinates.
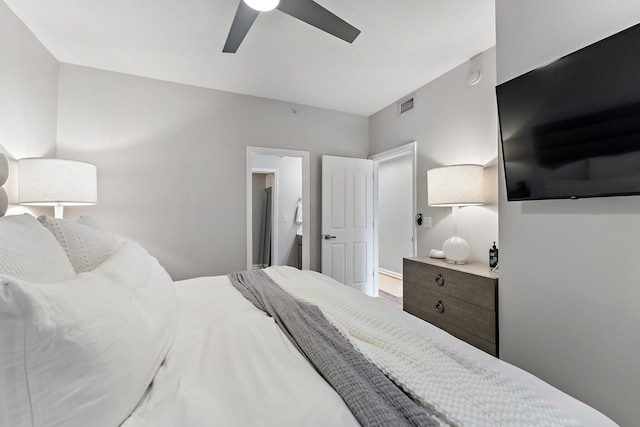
[378,272,403,309]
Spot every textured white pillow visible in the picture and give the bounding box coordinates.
[0,214,75,283]
[38,215,120,273]
[77,214,110,232]
[0,240,177,427]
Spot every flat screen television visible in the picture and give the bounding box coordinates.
[496,22,640,201]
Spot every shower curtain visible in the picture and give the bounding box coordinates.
[258,187,272,268]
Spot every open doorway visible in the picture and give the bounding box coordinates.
[246,147,310,271]
[251,170,277,269]
[371,141,416,307]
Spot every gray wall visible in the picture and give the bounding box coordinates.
[56,64,369,280]
[378,153,413,275]
[496,2,640,425]
[0,2,57,162]
[370,47,499,265]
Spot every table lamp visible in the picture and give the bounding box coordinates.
[427,164,484,264]
[18,158,97,219]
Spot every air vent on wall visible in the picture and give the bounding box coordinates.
[399,97,414,115]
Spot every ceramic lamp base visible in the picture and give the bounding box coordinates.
[443,235,470,264]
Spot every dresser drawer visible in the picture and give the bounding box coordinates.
[404,301,496,355]
[404,258,496,310]
[404,281,496,343]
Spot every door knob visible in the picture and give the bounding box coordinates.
[323,234,337,240]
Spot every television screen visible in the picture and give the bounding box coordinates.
[496,22,640,201]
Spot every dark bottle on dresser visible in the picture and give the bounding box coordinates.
[489,242,498,269]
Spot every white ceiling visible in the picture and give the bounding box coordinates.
[4,0,495,116]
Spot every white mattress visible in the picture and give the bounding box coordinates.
[122,270,616,427]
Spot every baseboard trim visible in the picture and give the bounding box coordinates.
[379,268,402,280]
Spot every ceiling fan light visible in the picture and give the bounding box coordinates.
[243,0,279,12]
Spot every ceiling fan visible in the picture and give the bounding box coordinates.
[223,0,361,53]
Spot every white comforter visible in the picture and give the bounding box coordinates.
[122,274,359,427]
[123,267,616,427]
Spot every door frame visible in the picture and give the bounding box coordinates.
[246,146,310,270]
[369,141,417,295]
[251,168,278,269]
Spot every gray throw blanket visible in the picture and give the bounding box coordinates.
[228,270,439,427]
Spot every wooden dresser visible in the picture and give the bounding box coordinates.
[403,257,499,356]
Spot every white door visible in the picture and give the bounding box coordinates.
[321,155,375,296]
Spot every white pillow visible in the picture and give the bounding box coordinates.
[0,240,177,427]
[77,214,110,232]
[38,215,120,273]
[0,214,75,283]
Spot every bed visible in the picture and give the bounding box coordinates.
[0,211,618,427]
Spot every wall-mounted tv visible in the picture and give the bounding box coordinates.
[496,22,640,201]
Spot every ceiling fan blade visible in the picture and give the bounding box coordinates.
[223,1,260,53]
[277,0,360,44]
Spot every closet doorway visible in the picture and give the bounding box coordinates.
[371,141,417,304]
[246,147,310,271]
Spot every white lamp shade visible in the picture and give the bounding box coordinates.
[243,0,279,11]
[427,164,484,206]
[18,158,97,206]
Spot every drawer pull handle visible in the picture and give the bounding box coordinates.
[435,301,445,313]
[435,274,445,287]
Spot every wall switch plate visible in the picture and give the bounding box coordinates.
[422,216,432,228]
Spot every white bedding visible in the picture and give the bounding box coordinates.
[271,268,615,427]
[0,214,612,426]
[122,275,359,427]
[123,267,616,427]
[0,240,177,427]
